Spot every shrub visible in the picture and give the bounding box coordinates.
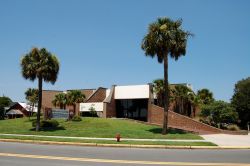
[89,107,98,117]
[227,124,240,131]
[72,115,82,121]
[200,101,238,128]
[32,119,59,128]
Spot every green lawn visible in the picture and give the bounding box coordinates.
[0,117,202,140]
[0,135,215,146]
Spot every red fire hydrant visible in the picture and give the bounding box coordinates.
[116,133,121,142]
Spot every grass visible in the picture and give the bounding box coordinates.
[0,117,203,140]
[0,135,216,146]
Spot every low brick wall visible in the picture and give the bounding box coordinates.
[148,104,247,135]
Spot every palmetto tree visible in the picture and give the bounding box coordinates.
[153,79,164,107]
[171,85,192,115]
[142,17,191,134]
[25,88,38,118]
[187,92,201,117]
[21,48,59,131]
[197,89,214,105]
[67,90,85,116]
[172,85,200,117]
[52,93,67,109]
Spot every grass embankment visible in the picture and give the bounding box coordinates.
[0,117,216,146]
[0,117,201,139]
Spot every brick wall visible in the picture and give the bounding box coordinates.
[148,104,224,134]
[80,89,95,99]
[42,89,95,114]
[42,90,63,111]
[104,86,116,118]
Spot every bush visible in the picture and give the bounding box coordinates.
[227,124,240,131]
[72,115,82,121]
[32,119,59,128]
[89,107,98,117]
[200,101,238,128]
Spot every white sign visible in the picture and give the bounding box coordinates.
[80,102,104,112]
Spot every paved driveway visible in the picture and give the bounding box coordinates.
[201,134,250,146]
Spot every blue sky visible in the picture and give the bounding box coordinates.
[0,0,249,102]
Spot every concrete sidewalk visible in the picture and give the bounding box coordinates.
[0,133,208,142]
[201,134,250,146]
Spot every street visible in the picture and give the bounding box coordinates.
[0,142,250,166]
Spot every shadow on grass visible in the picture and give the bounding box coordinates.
[147,127,187,134]
[24,119,36,123]
[30,126,65,132]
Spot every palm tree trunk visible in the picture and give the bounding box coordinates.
[181,98,184,114]
[36,76,42,132]
[31,102,34,118]
[73,104,76,116]
[162,54,169,135]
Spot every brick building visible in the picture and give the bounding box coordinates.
[41,84,247,134]
[42,84,196,121]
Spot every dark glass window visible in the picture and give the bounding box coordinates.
[116,99,148,121]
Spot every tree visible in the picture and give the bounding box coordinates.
[231,77,250,128]
[21,48,59,131]
[197,88,214,105]
[25,88,38,117]
[171,85,194,116]
[0,96,12,120]
[52,93,67,109]
[200,101,238,128]
[89,106,97,117]
[187,92,201,117]
[153,79,164,107]
[142,17,191,134]
[67,90,85,116]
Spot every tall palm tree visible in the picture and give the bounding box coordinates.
[21,48,59,131]
[52,93,67,109]
[142,17,191,134]
[25,88,38,118]
[67,90,85,116]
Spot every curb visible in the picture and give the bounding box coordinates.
[1,138,250,149]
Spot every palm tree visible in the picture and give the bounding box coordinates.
[25,88,38,118]
[21,48,59,131]
[187,92,201,117]
[171,85,192,115]
[153,79,164,107]
[197,89,214,105]
[142,17,191,134]
[52,93,67,109]
[67,90,85,116]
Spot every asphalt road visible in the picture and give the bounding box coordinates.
[0,142,250,166]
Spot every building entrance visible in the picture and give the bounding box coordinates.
[116,99,148,121]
